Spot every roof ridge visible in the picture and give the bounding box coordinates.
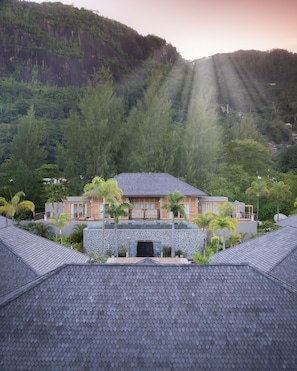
[0,233,39,275]
[0,264,68,307]
[267,239,297,273]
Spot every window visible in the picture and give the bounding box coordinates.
[184,204,190,219]
[100,204,109,218]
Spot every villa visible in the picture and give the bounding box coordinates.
[46,173,256,257]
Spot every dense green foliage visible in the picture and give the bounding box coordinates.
[1,0,297,221]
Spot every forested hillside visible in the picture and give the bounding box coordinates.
[1,0,297,221]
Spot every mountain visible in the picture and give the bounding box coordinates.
[192,49,297,123]
[1,0,297,219]
[0,0,182,87]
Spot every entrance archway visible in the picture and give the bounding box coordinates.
[137,241,154,257]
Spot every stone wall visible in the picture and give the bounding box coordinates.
[84,228,204,258]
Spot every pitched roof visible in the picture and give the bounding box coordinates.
[114,173,206,197]
[210,226,297,287]
[0,241,37,297]
[1,263,297,369]
[0,220,89,298]
[275,213,297,228]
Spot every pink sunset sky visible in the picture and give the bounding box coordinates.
[33,0,297,60]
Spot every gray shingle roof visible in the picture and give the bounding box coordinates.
[0,241,37,297]
[0,216,13,228]
[0,225,89,277]
[269,246,297,288]
[210,226,297,287]
[114,173,206,197]
[1,263,297,370]
[276,213,297,228]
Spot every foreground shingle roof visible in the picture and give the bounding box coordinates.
[1,264,297,370]
[275,213,297,228]
[114,173,206,197]
[0,241,38,297]
[0,218,89,299]
[210,226,297,287]
[0,225,88,277]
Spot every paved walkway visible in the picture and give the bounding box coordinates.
[106,257,190,264]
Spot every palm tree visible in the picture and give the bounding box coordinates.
[0,191,35,222]
[82,176,122,256]
[210,216,238,251]
[192,210,213,257]
[162,191,186,257]
[34,222,53,238]
[105,200,133,256]
[48,213,70,245]
[246,179,269,221]
[46,183,68,215]
[269,181,291,221]
[209,202,238,252]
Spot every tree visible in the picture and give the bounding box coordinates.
[224,139,272,177]
[269,181,291,221]
[0,191,35,221]
[275,145,297,174]
[246,179,269,221]
[192,210,213,257]
[9,106,47,171]
[182,95,221,189]
[162,191,186,257]
[210,216,238,251]
[57,72,124,193]
[82,176,122,256]
[209,203,238,251]
[207,164,251,202]
[46,183,69,215]
[1,106,48,208]
[123,68,179,174]
[105,200,133,256]
[48,213,70,245]
[34,222,53,238]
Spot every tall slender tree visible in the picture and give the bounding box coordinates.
[82,177,122,256]
[210,216,238,251]
[209,202,238,252]
[48,213,70,245]
[46,183,69,215]
[57,72,124,193]
[123,68,179,174]
[183,95,221,189]
[269,181,291,221]
[246,179,269,221]
[192,210,213,257]
[105,200,133,257]
[162,191,186,258]
[2,106,48,207]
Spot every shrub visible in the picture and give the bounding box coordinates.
[118,246,127,257]
[192,252,208,264]
[88,251,109,263]
[175,249,186,258]
[162,245,171,257]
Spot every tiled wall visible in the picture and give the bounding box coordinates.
[84,228,204,258]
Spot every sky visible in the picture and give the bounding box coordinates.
[32,0,297,60]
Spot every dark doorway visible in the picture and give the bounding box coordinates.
[137,241,154,257]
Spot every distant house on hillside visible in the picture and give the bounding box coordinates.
[54,173,254,223]
[46,173,255,258]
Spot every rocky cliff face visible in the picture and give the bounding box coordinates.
[0,1,181,87]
